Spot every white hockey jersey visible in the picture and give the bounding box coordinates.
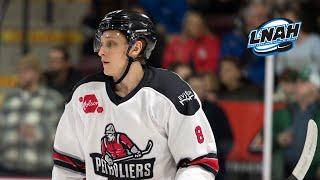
[52,66,219,180]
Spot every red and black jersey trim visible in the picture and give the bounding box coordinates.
[53,149,86,175]
[177,153,219,176]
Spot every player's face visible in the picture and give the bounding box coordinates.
[98,30,129,78]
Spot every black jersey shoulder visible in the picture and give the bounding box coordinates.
[65,71,110,104]
[144,67,200,116]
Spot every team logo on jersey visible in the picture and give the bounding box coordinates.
[247,18,301,56]
[79,94,103,113]
[178,90,195,106]
[90,123,155,179]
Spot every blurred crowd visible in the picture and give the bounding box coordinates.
[273,67,320,180]
[0,0,320,179]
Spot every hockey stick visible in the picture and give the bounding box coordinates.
[113,140,153,162]
[286,119,318,180]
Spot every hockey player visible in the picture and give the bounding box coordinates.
[52,10,219,179]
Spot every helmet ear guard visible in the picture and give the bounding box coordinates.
[126,37,150,60]
[130,34,157,60]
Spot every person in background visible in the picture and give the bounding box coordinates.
[0,54,64,176]
[220,1,269,87]
[202,72,220,102]
[187,73,233,180]
[162,11,220,74]
[44,46,83,100]
[272,67,320,180]
[274,68,298,104]
[276,6,320,75]
[168,62,193,80]
[218,57,261,100]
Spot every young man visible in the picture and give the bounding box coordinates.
[52,10,218,179]
[44,46,83,100]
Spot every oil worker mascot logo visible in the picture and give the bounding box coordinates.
[247,18,301,56]
[90,123,155,179]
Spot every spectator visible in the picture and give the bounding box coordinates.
[187,73,233,180]
[272,66,320,180]
[168,62,193,80]
[274,68,298,103]
[162,11,221,74]
[202,72,219,102]
[218,57,262,100]
[44,46,83,100]
[220,1,270,87]
[0,54,64,176]
[276,6,320,75]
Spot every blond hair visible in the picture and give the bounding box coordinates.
[18,54,42,73]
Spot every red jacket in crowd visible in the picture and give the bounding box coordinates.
[162,34,220,73]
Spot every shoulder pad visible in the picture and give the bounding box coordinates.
[146,68,200,116]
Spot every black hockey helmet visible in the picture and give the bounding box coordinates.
[93,10,157,60]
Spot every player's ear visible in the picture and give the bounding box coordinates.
[128,40,144,58]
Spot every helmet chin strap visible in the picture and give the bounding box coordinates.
[113,57,133,84]
[113,43,135,85]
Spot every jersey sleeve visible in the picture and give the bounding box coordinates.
[52,98,86,179]
[161,88,219,179]
[119,133,135,149]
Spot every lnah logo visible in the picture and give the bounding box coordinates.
[247,18,301,56]
[90,123,155,179]
[79,94,103,113]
